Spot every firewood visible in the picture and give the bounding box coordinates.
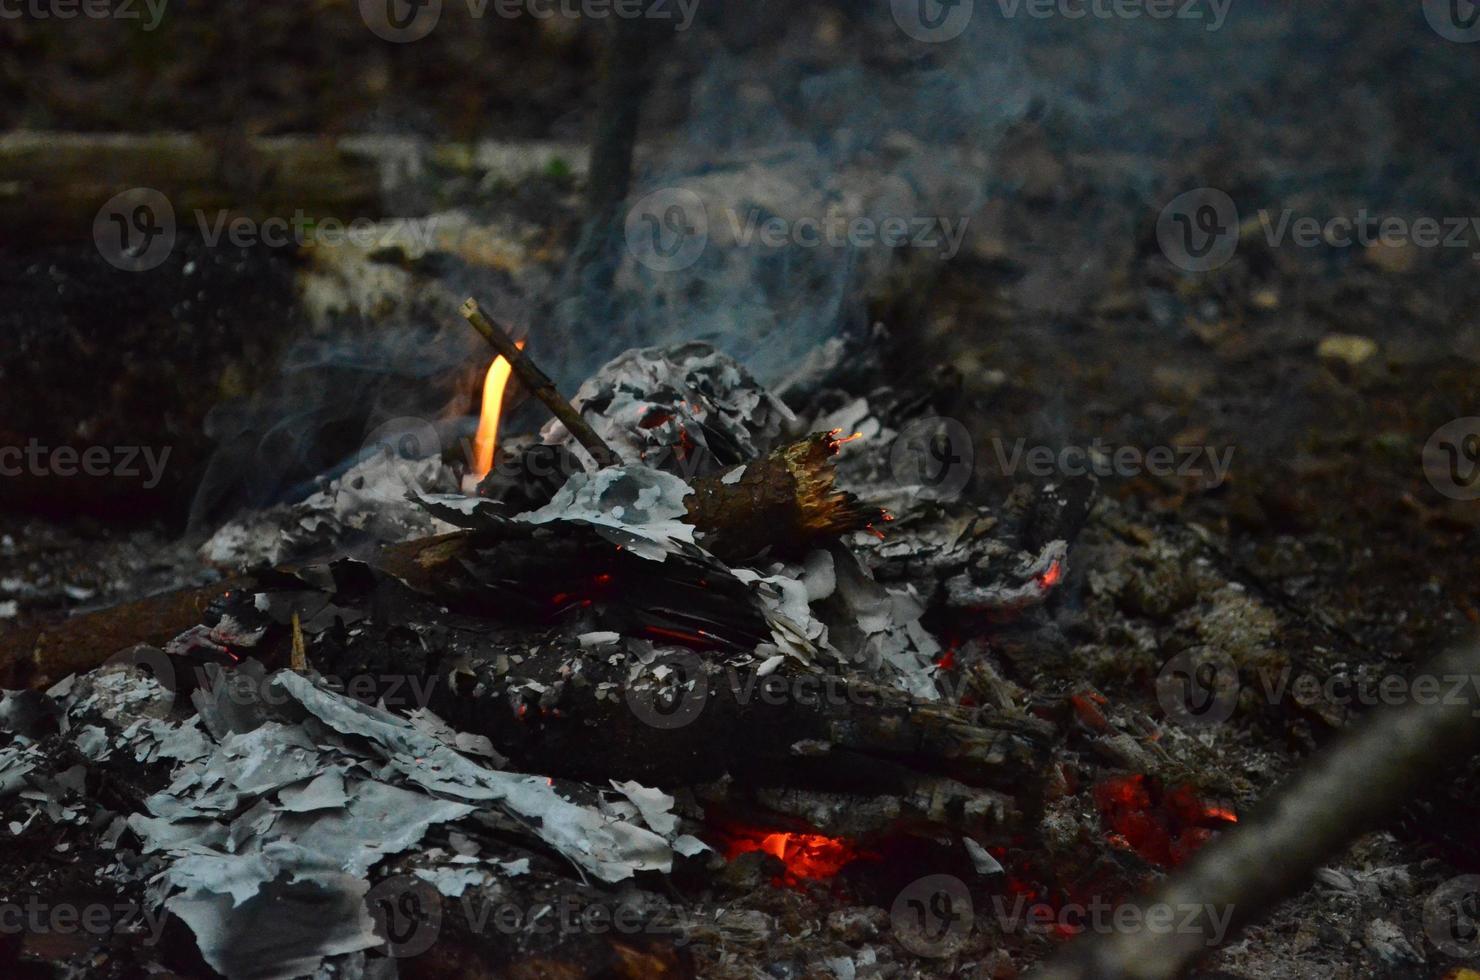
[684,430,886,562]
[0,429,881,688]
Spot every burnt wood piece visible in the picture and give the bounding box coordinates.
[684,432,886,562]
[1,428,881,689]
[311,603,1052,837]
[0,578,255,691]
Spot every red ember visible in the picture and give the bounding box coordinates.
[1093,774,1237,868]
[722,827,869,885]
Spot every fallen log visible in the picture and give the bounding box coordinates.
[0,131,583,243]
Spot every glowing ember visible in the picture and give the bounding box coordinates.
[1036,559,1064,589]
[472,342,524,480]
[723,828,866,884]
[1093,774,1237,867]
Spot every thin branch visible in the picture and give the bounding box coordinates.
[459,298,620,469]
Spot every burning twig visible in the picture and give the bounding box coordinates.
[460,298,621,469]
[1034,639,1480,980]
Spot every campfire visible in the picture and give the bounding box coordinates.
[3,280,1478,980]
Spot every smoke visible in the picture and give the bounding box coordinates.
[193,0,1477,528]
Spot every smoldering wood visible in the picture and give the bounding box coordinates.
[0,429,884,690]
[304,582,1051,840]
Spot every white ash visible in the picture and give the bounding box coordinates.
[517,464,698,561]
[201,452,461,570]
[0,661,699,980]
[540,343,795,475]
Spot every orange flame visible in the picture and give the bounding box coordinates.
[472,343,523,480]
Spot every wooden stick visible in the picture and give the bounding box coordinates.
[459,298,621,469]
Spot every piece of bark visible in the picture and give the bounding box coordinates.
[685,431,886,562]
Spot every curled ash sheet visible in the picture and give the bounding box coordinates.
[517,465,698,562]
[3,665,688,980]
[944,538,1069,612]
[541,343,794,476]
[739,547,944,700]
